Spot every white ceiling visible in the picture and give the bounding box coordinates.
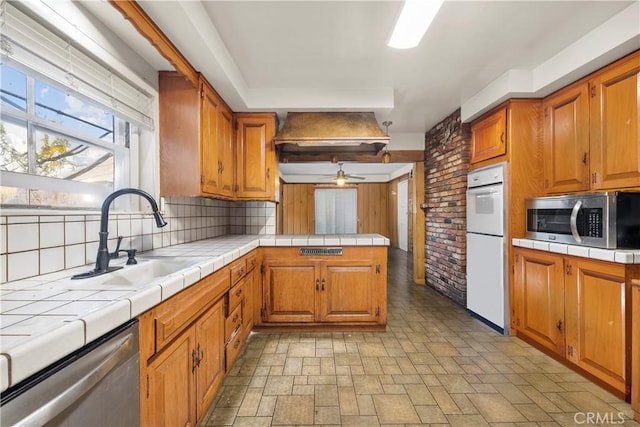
[85,0,638,182]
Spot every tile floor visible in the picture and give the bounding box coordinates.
[202,248,639,426]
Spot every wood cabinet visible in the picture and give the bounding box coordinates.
[139,251,261,427]
[589,51,640,190]
[470,107,507,164]
[200,82,221,195]
[514,247,637,398]
[542,50,640,193]
[260,247,387,327]
[235,113,278,201]
[217,104,235,198]
[632,280,640,422]
[513,249,565,356]
[542,82,590,193]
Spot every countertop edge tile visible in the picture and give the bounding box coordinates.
[7,320,85,387]
[83,299,131,343]
[128,285,162,317]
[514,238,639,264]
[0,355,8,392]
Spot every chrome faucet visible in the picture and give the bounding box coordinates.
[72,188,167,279]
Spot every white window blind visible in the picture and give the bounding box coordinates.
[0,1,154,129]
[314,188,357,234]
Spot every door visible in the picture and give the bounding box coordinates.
[467,233,505,329]
[318,260,378,323]
[200,83,220,195]
[564,258,627,394]
[397,179,408,251]
[542,82,590,193]
[263,260,318,322]
[235,113,277,200]
[194,299,225,422]
[513,249,565,356]
[590,52,640,190]
[146,330,196,427]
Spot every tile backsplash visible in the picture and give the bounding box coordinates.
[0,197,277,283]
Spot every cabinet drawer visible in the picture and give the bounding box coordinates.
[228,280,245,313]
[226,333,243,372]
[225,303,242,343]
[246,252,258,273]
[229,259,247,285]
[154,269,229,352]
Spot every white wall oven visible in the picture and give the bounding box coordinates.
[466,163,507,334]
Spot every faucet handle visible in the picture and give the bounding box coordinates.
[110,236,123,259]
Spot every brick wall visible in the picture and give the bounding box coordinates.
[424,108,470,306]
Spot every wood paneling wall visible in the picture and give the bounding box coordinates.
[280,184,315,234]
[357,183,390,237]
[279,183,390,237]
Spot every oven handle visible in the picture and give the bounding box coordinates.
[570,200,583,243]
[14,334,134,427]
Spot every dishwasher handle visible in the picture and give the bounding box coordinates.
[14,334,134,427]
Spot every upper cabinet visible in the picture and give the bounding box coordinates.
[470,107,507,163]
[542,82,590,193]
[542,51,640,193]
[235,113,278,201]
[159,72,277,201]
[589,51,640,190]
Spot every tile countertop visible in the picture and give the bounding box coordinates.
[0,234,389,392]
[512,238,640,264]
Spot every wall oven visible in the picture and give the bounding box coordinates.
[526,192,640,249]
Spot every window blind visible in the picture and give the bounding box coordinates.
[0,1,154,129]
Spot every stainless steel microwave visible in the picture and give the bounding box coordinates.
[525,192,640,249]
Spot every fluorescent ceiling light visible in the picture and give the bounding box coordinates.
[388,0,445,49]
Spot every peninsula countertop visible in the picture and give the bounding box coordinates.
[0,234,389,392]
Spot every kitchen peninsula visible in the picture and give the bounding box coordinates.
[0,233,389,396]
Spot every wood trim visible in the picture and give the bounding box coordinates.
[412,162,425,284]
[279,150,425,163]
[109,0,198,87]
[630,278,640,420]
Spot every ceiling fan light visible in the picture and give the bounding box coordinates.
[336,177,346,186]
[387,0,444,49]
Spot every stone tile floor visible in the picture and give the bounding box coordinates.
[202,249,639,426]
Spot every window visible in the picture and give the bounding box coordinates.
[1,63,131,208]
[314,188,358,234]
[0,2,155,209]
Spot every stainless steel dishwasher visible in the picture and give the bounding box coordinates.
[1,319,139,426]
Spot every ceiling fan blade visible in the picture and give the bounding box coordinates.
[346,174,366,180]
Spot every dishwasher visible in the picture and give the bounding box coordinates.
[1,319,139,426]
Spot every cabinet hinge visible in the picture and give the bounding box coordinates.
[200,174,205,185]
[146,374,150,399]
[515,318,521,327]
[544,107,548,118]
[567,345,574,357]
[375,264,380,274]
[375,307,380,317]
[590,84,596,98]
[592,172,598,184]
[200,88,205,98]
[260,263,265,274]
[544,179,548,189]
[565,264,572,275]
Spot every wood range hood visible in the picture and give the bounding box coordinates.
[274,112,389,158]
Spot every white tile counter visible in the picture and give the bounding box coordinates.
[512,238,640,264]
[0,234,389,392]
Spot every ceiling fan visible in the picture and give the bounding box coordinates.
[320,162,365,186]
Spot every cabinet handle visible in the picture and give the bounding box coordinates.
[197,343,203,366]
[316,278,320,290]
[233,339,241,349]
[556,320,563,332]
[192,349,198,373]
[500,131,505,144]
[582,152,588,165]
[235,288,243,297]
[232,312,240,323]
[321,278,325,291]
[267,168,270,179]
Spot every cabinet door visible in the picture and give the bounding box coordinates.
[470,108,507,163]
[513,249,565,356]
[201,83,220,195]
[590,52,640,190]
[263,260,318,322]
[146,330,196,427]
[194,298,225,422]
[235,114,277,200]
[542,83,590,193]
[632,283,640,421]
[242,269,254,341]
[564,258,627,394]
[318,260,379,323]
[218,105,235,198]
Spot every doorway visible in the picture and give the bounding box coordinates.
[397,179,408,251]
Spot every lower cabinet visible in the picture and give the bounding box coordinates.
[260,247,387,326]
[514,248,634,397]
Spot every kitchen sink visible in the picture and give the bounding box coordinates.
[63,256,208,290]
